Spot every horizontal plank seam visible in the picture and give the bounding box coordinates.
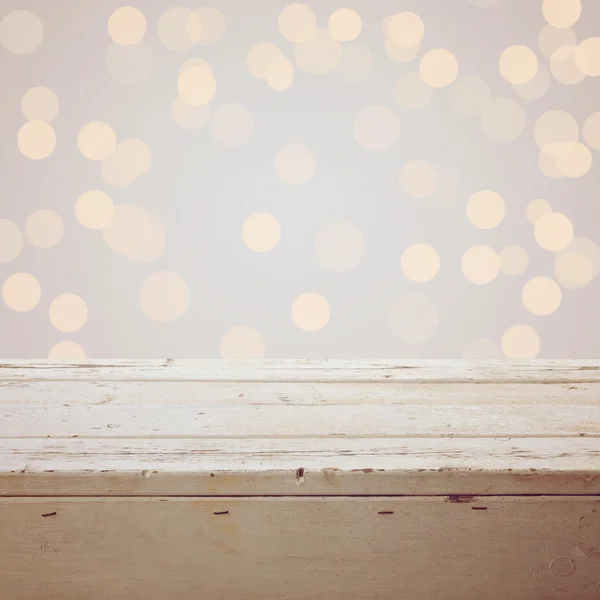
[2,493,600,498]
[3,378,600,384]
[1,434,598,439]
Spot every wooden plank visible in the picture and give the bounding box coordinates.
[1,359,600,383]
[2,379,599,406]
[1,496,599,599]
[2,437,600,496]
[2,404,600,438]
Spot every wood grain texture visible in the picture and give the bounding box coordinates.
[1,360,600,496]
[1,496,600,599]
[1,358,600,382]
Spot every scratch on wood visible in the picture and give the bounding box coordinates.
[41,512,57,517]
[213,511,229,515]
[378,511,394,515]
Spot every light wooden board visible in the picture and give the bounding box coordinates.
[2,437,600,496]
[1,359,600,382]
[1,379,598,405]
[1,360,600,496]
[1,496,599,599]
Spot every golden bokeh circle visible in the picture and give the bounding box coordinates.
[278,4,317,43]
[0,220,23,264]
[76,191,114,230]
[461,245,500,284]
[550,44,586,84]
[49,293,88,333]
[526,199,552,224]
[292,293,330,332]
[534,212,573,251]
[499,245,529,276]
[522,276,562,316]
[78,122,117,161]
[242,213,281,253]
[194,7,226,46]
[274,144,316,185]
[247,42,283,79]
[554,141,592,178]
[401,243,440,283]
[48,341,87,360]
[2,273,41,312]
[0,9,43,54]
[21,87,59,122]
[399,161,437,199]
[501,325,540,358]
[25,209,64,248]
[419,49,458,88]
[466,190,505,229]
[220,326,265,358]
[100,139,152,188]
[575,37,600,77]
[265,57,295,90]
[387,12,424,47]
[140,272,190,322]
[102,204,154,256]
[177,65,216,106]
[499,45,539,84]
[542,0,582,29]
[18,121,56,160]
[328,8,361,42]
[582,112,600,149]
[157,7,202,51]
[108,6,147,46]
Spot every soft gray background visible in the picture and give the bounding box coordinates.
[1,0,599,358]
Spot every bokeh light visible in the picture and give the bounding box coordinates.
[501,325,540,358]
[157,7,202,51]
[18,121,56,160]
[100,139,151,187]
[25,210,63,248]
[522,276,561,316]
[0,9,43,54]
[220,326,265,358]
[194,7,226,46]
[279,4,317,43]
[75,190,115,230]
[2,273,41,312]
[401,243,440,283]
[499,45,538,84]
[542,0,582,29]
[328,8,362,42]
[78,122,117,161]
[49,293,88,333]
[0,220,23,264]
[419,49,458,88]
[48,341,87,360]
[274,143,316,185]
[534,211,573,251]
[140,272,190,322]
[461,245,500,284]
[177,65,216,106]
[21,87,59,122]
[108,6,146,46]
[292,293,330,332]
[466,190,505,229]
[242,214,281,252]
[315,222,365,272]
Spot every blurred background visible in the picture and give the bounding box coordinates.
[1,0,599,359]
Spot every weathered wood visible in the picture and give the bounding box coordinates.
[1,380,598,406]
[2,437,600,496]
[1,360,600,598]
[1,496,599,599]
[1,358,600,382]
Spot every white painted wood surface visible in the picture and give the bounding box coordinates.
[1,360,600,598]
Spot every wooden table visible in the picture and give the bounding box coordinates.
[1,359,599,598]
